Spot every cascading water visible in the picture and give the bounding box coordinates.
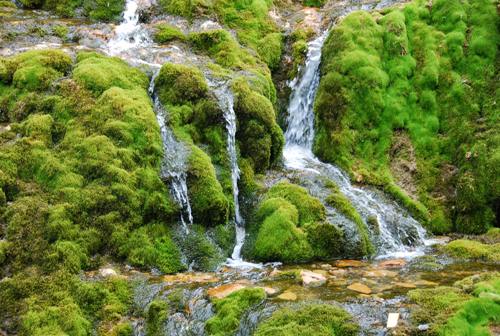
[149,72,193,233]
[107,0,151,55]
[284,31,428,258]
[209,82,246,262]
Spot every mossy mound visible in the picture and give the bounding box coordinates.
[153,24,186,44]
[314,0,499,234]
[408,273,500,335]
[254,304,359,336]
[441,239,500,262]
[18,0,125,20]
[206,287,266,335]
[246,182,345,263]
[0,50,184,334]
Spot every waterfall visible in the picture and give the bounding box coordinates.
[107,0,151,55]
[210,83,245,261]
[149,72,193,233]
[284,31,428,258]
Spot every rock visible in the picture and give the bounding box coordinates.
[394,282,417,289]
[260,287,279,296]
[207,283,247,299]
[387,313,399,328]
[164,273,219,285]
[336,260,366,268]
[418,324,430,331]
[347,282,372,294]
[329,269,347,277]
[363,269,398,278]
[99,268,118,277]
[378,259,406,268]
[414,280,439,287]
[312,269,329,277]
[300,270,327,287]
[277,291,297,301]
[320,264,332,270]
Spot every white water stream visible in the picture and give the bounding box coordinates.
[284,31,429,259]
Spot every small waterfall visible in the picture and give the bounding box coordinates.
[149,72,193,233]
[107,0,151,55]
[211,83,245,261]
[284,31,428,258]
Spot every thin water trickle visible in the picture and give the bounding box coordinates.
[284,29,429,258]
[149,72,193,233]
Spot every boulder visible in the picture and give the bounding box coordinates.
[347,282,372,294]
[300,270,327,287]
[277,291,297,301]
[207,283,247,299]
[378,259,406,268]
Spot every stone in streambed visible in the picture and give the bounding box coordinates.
[378,259,406,268]
[207,283,247,299]
[336,260,366,268]
[277,291,297,301]
[260,287,279,296]
[347,282,372,294]
[386,313,399,328]
[394,282,417,289]
[300,270,327,287]
[363,269,398,278]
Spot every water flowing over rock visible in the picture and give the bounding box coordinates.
[149,74,193,232]
[283,28,428,258]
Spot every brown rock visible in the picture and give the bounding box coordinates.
[394,282,417,289]
[336,260,366,268]
[378,259,406,268]
[414,280,438,287]
[363,269,398,278]
[347,282,372,294]
[260,287,279,296]
[207,283,247,299]
[300,270,327,287]
[277,291,297,301]
[163,273,219,285]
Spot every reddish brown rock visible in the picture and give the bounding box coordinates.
[207,283,247,299]
[347,282,372,294]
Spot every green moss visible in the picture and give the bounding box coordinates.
[206,287,266,336]
[73,52,149,96]
[52,25,69,40]
[266,181,325,225]
[325,183,373,256]
[254,304,359,336]
[187,145,229,227]
[304,222,344,259]
[86,0,125,22]
[158,0,211,18]
[252,197,313,263]
[146,299,169,336]
[155,63,208,106]
[441,239,500,262]
[181,225,224,271]
[153,24,186,44]
[314,0,499,234]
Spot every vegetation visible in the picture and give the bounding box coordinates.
[18,0,126,20]
[245,182,347,263]
[0,50,183,333]
[254,304,359,336]
[408,273,500,335]
[315,0,499,234]
[441,239,500,262]
[206,287,266,335]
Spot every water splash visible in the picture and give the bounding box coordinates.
[107,0,151,55]
[149,72,193,233]
[284,31,428,258]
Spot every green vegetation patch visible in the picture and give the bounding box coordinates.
[254,304,359,336]
[314,0,499,234]
[206,287,266,336]
[441,239,500,262]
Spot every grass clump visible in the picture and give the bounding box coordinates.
[206,287,266,336]
[254,304,359,336]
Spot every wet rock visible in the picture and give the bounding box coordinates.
[394,282,417,289]
[347,282,372,294]
[260,287,279,296]
[418,324,430,331]
[336,260,366,268]
[300,270,327,287]
[277,291,297,301]
[329,268,347,277]
[207,283,247,299]
[386,313,399,328]
[363,269,398,278]
[414,280,438,287]
[163,273,219,285]
[320,263,332,270]
[378,259,406,268]
[99,267,118,277]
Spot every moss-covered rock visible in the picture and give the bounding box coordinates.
[153,24,185,44]
[155,63,208,106]
[254,304,359,336]
[206,287,266,336]
[441,239,500,262]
